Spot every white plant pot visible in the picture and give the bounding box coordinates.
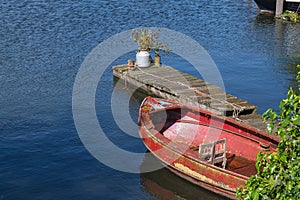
[136,50,150,67]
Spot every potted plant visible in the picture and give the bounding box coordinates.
[131,28,170,67]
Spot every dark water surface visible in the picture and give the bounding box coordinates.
[1,0,299,199]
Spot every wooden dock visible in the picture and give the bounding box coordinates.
[113,64,266,130]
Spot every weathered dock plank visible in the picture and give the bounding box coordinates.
[113,64,266,130]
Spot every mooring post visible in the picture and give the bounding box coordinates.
[275,0,284,18]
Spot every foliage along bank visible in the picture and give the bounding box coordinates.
[237,65,300,199]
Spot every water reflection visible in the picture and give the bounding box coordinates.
[140,152,228,200]
[255,13,275,24]
[253,13,300,90]
[274,20,300,89]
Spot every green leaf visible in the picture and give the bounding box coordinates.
[253,190,259,200]
[270,165,277,174]
[266,123,274,133]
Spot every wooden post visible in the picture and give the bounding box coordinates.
[275,0,284,18]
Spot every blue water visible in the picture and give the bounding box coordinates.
[1,0,299,199]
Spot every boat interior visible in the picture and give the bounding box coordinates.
[149,107,276,177]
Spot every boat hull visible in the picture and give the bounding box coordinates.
[254,0,300,13]
[138,97,280,199]
[139,125,243,199]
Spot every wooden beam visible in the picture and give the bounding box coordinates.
[276,0,284,18]
[285,0,300,2]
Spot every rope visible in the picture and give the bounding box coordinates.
[296,3,300,14]
[122,71,128,89]
[132,66,246,118]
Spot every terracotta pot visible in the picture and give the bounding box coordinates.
[154,55,161,66]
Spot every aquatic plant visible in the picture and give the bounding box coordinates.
[236,65,300,199]
[281,10,300,22]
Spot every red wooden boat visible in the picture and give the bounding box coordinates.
[138,97,280,199]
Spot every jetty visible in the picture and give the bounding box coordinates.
[113,64,266,130]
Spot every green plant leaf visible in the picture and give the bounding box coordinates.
[266,123,274,133]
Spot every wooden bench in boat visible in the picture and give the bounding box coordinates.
[198,139,227,169]
[195,139,257,176]
[190,141,257,176]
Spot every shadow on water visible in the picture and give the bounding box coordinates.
[255,13,276,24]
[140,152,229,200]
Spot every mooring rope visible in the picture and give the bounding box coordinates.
[131,66,246,118]
[122,71,128,89]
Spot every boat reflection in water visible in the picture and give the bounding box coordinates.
[140,152,229,200]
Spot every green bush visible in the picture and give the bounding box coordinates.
[236,65,300,199]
